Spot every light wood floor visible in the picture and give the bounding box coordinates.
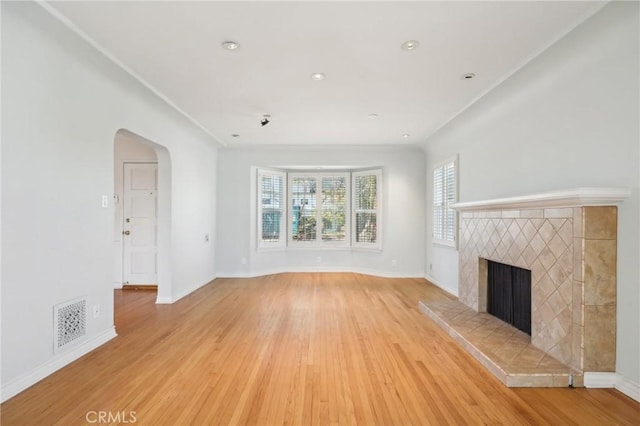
[2,273,638,425]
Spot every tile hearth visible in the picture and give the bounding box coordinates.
[420,189,628,388]
[419,299,582,388]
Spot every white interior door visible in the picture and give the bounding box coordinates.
[123,163,158,285]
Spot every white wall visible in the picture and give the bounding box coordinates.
[1,2,218,400]
[423,2,639,387]
[216,146,425,277]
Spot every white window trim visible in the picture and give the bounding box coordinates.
[287,172,351,248]
[352,169,382,251]
[432,155,458,248]
[257,168,287,251]
[256,167,382,252]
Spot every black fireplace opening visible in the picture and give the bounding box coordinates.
[487,260,532,335]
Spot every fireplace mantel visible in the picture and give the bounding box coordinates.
[425,194,624,386]
[451,187,630,211]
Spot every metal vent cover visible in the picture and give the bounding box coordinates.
[54,297,87,353]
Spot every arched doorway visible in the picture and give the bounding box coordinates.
[113,129,172,303]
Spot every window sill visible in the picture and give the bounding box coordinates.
[432,239,457,249]
[351,246,383,253]
[256,245,382,253]
[257,245,287,253]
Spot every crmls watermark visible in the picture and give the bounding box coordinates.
[86,411,137,424]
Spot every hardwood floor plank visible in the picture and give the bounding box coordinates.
[2,273,638,425]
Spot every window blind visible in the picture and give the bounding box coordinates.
[433,158,457,246]
[353,169,381,249]
[258,169,286,248]
[321,176,347,241]
[291,176,317,241]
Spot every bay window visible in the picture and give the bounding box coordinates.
[257,167,381,250]
[289,173,349,246]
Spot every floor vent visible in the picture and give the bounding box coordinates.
[54,297,87,353]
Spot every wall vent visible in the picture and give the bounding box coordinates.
[53,297,87,353]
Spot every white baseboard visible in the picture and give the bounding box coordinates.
[155,274,217,304]
[584,372,617,388]
[616,376,640,402]
[424,274,458,297]
[584,372,640,402]
[155,296,173,304]
[216,267,425,279]
[1,327,117,403]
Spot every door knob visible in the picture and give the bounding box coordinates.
[123,230,130,235]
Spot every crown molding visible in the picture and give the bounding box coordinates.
[35,1,225,147]
[451,188,631,212]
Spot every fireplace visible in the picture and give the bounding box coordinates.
[458,203,621,371]
[486,260,531,335]
[420,188,629,387]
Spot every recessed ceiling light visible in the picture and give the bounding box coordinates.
[401,40,419,51]
[367,114,379,119]
[311,72,326,81]
[402,134,410,138]
[462,73,476,80]
[222,41,240,51]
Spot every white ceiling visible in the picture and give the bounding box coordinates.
[47,1,606,147]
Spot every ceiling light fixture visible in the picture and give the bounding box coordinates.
[402,134,410,138]
[231,134,240,138]
[401,40,419,51]
[367,114,378,119]
[261,115,271,126]
[311,72,326,81]
[222,41,240,51]
[462,73,476,80]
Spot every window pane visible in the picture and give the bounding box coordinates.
[262,211,282,241]
[433,159,457,245]
[353,170,380,247]
[445,209,456,240]
[291,177,317,241]
[445,163,456,204]
[261,174,282,209]
[321,177,346,241]
[433,167,444,206]
[356,212,376,243]
[433,166,444,239]
[261,173,283,243]
[355,175,377,210]
[433,205,444,240]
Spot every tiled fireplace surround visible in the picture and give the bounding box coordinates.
[420,189,628,387]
